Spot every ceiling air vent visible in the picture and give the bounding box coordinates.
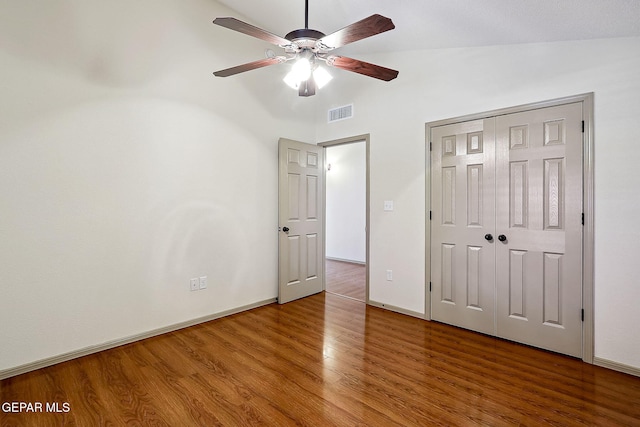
[328,104,354,123]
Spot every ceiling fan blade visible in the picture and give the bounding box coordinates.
[318,14,395,50]
[213,57,285,77]
[213,17,292,47]
[327,56,399,81]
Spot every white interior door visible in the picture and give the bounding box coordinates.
[495,102,583,357]
[431,119,496,335]
[430,101,584,358]
[278,138,324,304]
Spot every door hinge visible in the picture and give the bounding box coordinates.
[581,309,584,321]
[582,120,585,133]
[429,282,432,292]
[430,142,433,151]
[581,213,584,225]
[429,211,432,220]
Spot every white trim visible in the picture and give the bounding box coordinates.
[426,93,593,127]
[0,298,276,381]
[319,134,370,304]
[425,123,432,320]
[581,94,595,364]
[369,300,426,320]
[594,357,640,378]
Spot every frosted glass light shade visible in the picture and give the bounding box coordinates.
[283,59,333,91]
[313,67,333,89]
[283,71,300,89]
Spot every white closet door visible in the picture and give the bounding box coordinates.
[495,102,583,357]
[430,101,584,358]
[431,119,496,335]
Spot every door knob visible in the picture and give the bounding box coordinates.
[498,234,507,242]
[484,234,493,241]
[282,227,290,232]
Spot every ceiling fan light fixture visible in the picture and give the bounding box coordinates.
[313,66,332,89]
[292,57,312,81]
[283,52,323,90]
[283,70,300,89]
[283,62,309,89]
[283,63,332,91]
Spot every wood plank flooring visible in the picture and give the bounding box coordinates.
[325,259,366,301]
[2,292,640,426]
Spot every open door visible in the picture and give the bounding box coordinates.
[278,138,324,304]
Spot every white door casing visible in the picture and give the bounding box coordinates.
[319,134,371,305]
[278,138,324,304]
[430,100,585,358]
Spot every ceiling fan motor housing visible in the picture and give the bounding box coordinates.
[285,29,326,45]
[283,29,333,60]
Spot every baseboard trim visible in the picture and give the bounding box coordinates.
[326,256,366,265]
[594,357,640,378]
[0,298,277,381]
[369,300,425,320]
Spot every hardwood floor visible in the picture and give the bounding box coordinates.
[325,259,366,301]
[2,293,640,426]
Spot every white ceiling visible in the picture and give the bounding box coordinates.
[215,0,640,55]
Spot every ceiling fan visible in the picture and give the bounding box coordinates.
[212,0,399,97]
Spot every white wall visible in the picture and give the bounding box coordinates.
[314,37,640,369]
[0,0,315,373]
[325,142,366,263]
[2,0,640,376]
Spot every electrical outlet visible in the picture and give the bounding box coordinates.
[386,270,393,281]
[384,200,394,211]
[190,278,199,291]
[199,276,208,290]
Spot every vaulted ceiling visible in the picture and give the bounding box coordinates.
[215,0,640,55]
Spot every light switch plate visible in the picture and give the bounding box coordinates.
[199,276,208,290]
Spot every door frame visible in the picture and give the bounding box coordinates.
[425,93,595,363]
[319,134,370,304]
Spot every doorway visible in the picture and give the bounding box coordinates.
[320,135,369,302]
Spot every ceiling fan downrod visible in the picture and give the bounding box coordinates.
[284,0,324,42]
